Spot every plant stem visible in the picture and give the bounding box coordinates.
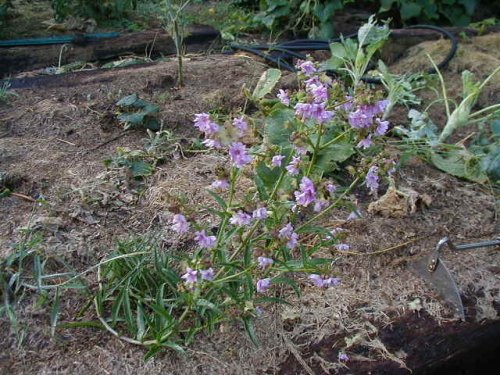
[297,176,360,231]
[306,123,323,176]
[318,130,350,150]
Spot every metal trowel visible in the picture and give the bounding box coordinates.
[410,236,500,320]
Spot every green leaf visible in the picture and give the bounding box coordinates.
[357,16,390,46]
[242,316,259,346]
[129,160,155,179]
[116,93,139,107]
[400,2,422,20]
[431,148,488,183]
[263,108,295,147]
[206,189,228,210]
[136,303,146,341]
[379,0,397,12]
[255,162,280,191]
[252,69,282,100]
[323,42,347,70]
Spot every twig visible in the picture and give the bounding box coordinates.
[10,192,36,202]
[86,132,128,152]
[55,138,77,146]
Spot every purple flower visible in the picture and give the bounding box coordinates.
[277,89,290,106]
[194,114,219,135]
[309,274,324,287]
[286,156,301,176]
[172,214,189,234]
[348,109,372,129]
[308,83,328,103]
[193,113,210,127]
[323,277,341,287]
[376,99,390,113]
[310,102,335,124]
[365,165,379,194]
[297,60,316,76]
[339,353,349,362]
[294,176,316,207]
[330,227,344,236]
[326,183,337,194]
[357,135,373,149]
[200,268,214,281]
[229,142,253,168]
[256,278,271,293]
[181,267,198,284]
[230,211,252,227]
[335,243,350,251]
[304,76,321,88]
[347,210,362,221]
[202,138,222,149]
[295,102,312,119]
[313,199,329,212]
[294,145,307,155]
[257,256,274,269]
[211,179,230,190]
[252,207,268,220]
[272,154,285,167]
[339,96,353,111]
[194,230,216,249]
[279,223,299,249]
[375,118,389,136]
[233,116,248,134]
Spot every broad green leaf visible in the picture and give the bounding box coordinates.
[400,2,422,20]
[129,160,155,179]
[116,93,138,107]
[263,108,295,147]
[136,303,146,341]
[252,69,282,100]
[357,16,390,46]
[431,148,488,183]
[323,42,346,70]
[255,162,280,191]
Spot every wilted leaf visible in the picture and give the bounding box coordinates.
[252,69,282,100]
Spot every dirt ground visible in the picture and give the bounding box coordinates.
[0,33,499,374]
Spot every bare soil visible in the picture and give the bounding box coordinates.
[0,34,499,374]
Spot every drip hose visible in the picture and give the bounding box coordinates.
[229,25,458,83]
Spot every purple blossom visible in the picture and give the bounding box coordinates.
[297,60,316,76]
[294,145,307,155]
[308,83,328,103]
[286,156,301,176]
[357,135,373,149]
[256,278,271,293]
[348,109,372,129]
[339,353,349,362]
[172,214,189,234]
[277,89,290,106]
[339,96,353,111]
[193,113,210,127]
[194,230,216,249]
[229,142,253,168]
[313,199,329,212]
[202,138,222,149]
[230,211,253,227]
[375,118,389,136]
[347,210,362,221]
[326,183,337,194]
[200,268,214,281]
[377,99,390,113]
[279,223,299,249]
[181,267,198,284]
[211,179,230,190]
[309,102,335,124]
[272,154,285,167]
[323,277,341,287]
[330,227,344,236]
[233,116,248,134]
[252,207,268,220]
[294,176,316,207]
[304,76,321,88]
[193,113,219,136]
[335,243,350,251]
[365,165,379,194]
[295,102,312,119]
[257,256,274,269]
[309,274,324,287]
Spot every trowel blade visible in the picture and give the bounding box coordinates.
[410,256,465,320]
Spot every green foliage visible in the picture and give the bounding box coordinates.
[104,147,156,179]
[252,68,282,101]
[116,93,160,131]
[378,0,477,26]
[51,0,139,23]
[0,0,12,31]
[0,79,18,104]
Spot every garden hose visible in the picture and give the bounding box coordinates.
[0,32,120,47]
[229,25,458,83]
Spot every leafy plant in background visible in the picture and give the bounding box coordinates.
[0,0,12,32]
[161,0,191,86]
[377,0,477,26]
[323,16,391,87]
[396,62,500,183]
[0,79,18,103]
[116,93,160,130]
[51,0,139,23]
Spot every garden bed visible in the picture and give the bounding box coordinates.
[0,29,499,374]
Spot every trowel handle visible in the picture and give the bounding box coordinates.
[452,238,500,251]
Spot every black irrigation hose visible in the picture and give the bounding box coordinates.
[229,25,458,84]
